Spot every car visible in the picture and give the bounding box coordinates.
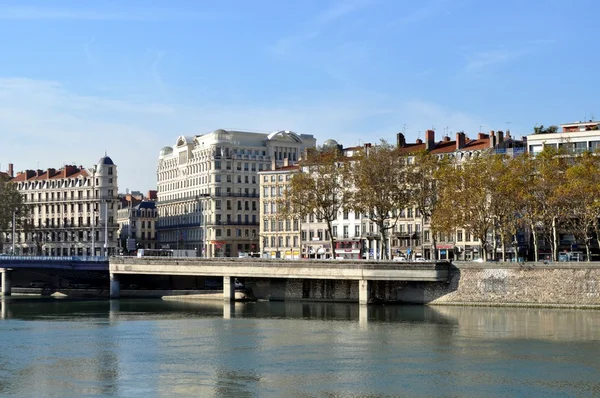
[393,256,407,262]
[29,280,48,288]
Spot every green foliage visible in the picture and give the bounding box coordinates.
[0,177,29,250]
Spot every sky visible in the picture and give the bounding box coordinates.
[1,0,598,192]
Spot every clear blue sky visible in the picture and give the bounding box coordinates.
[0,0,598,192]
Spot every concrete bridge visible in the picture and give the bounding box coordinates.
[0,256,109,296]
[109,257,450,304]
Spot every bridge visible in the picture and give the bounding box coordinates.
[109,257,451,304]
[0,256,109,296]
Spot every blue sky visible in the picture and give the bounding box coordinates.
[0,0,598,192]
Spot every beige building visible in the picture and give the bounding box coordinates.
[2,156,119,256]
[117,199,158,254]
[157,129,316,257]
[258,162,301,259]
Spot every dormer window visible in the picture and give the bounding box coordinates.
[108,167,113,175]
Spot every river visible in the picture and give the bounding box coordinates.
[1,298,599,397]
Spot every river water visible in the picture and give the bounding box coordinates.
[1,298,599,397]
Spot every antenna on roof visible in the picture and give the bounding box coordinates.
[105,150,107,156]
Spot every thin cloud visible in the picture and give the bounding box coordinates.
[314,0,374,24]
[0,5,223,21]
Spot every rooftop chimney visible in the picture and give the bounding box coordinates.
[416,138,423,144]
[425,130,435,151]
[442,136,450,142]
[397,133,406,148]
[497,131,504,145]
[456,132,466,150]
[47,168,56,178]
[8,163,13,178]
[477,132,488,140]
[489,131,496,148]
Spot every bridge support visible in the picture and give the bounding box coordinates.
[109,273,120,299]
[223,276,235,301]
[359,279,371,305]
[1,269,11,296]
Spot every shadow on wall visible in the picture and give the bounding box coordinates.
[393,264,461,304]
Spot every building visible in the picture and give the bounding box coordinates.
[527,120,600,155]
[258,160,301,259]
[116,191,158,254]
[2,156,119,256]
[156,129,316,257]
[395,129,526,261]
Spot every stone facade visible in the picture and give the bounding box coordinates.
[2,156,119,256]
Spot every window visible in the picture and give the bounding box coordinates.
[355,225,360,237]
[457,231,463,242]
[215,161,221,169]
[264,218,269,231]
[343,210,349,219]
[343,225,349,238]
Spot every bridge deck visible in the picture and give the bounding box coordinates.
[110,257,450,282]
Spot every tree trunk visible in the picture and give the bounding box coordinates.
[431,237,438,261]
[492,227,498,261]
[585,240,591,262]
[499,231,506,262]
[479,237,487,261]
[378,219,388,260]
[551,217,558,262]
[531,223,539,262]
[326,219,337,260]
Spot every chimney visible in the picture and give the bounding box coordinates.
[425,130,435,151]
[8,163,13,178]
[416,138,423,144]
[25,170,35,179]
[489,131,496,148]
[47,168,56,178]
[456,132,466,150]
[283,157,289,167]
[397,133,406,148]
[497,131,504,145]
[36,169,43,177]
[271,158,276,170]
[442,136,450,142]
[477,132,488,140]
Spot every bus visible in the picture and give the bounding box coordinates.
[137,249,197,258]
[137,249,174,258]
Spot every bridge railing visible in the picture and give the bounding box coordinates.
[0,255,109,262]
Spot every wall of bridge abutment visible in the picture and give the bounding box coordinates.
[1,269,11,296]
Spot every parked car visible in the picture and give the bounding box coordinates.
[393,256,407,262]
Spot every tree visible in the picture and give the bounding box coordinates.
[349,141,410,260]
[560,152,600,261]
[533,125,559,134]
[405,149,448,260]
[0,177,28,253]
[433,152,496,261]
[489,154,528,261]
[279,148,350,259]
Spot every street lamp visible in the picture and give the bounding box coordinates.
[12,208,16,255]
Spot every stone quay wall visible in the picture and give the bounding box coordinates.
[246,262,600,308]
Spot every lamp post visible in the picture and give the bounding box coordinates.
[12,208,16,255]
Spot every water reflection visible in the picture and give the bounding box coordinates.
[0,298,599,396]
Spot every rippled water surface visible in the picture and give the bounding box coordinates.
[1,298,600,397]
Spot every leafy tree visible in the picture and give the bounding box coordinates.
[433,152,496,260]
[0,177,28,253]
[533,125,559,134]
[560,152,600,261]
[279,148,350,259]
[405,149,448,260]
[349,141,410,260]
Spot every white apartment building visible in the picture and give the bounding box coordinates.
[2,156,119,256]
[157,129,316,257]
[527,120,600,155]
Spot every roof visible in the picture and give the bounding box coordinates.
[133,201,156,210]
[98,156,114,165]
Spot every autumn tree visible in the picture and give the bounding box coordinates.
[405,149,448,260]
[559,152,600,261]
[433,152,497,261]
[349,141,410,260]
[0,177,28,253]
[279,148,350,259]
